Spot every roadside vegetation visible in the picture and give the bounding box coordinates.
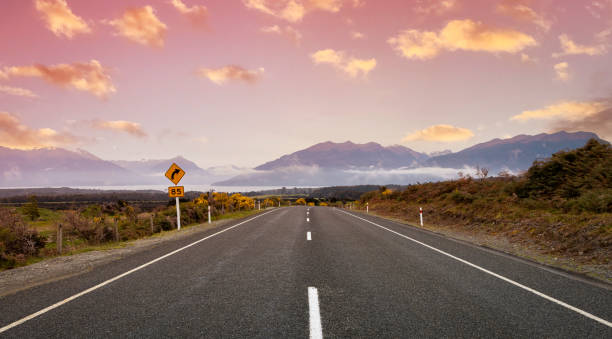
[357,139,611,267]
[0,192,283,270]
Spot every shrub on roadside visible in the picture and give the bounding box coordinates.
[63,211,114,244]
[448,190,475,204]
[0,208,46,269]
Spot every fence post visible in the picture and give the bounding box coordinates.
[114,218,119,242]
[57,223,62,255]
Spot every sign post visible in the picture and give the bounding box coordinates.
[175,197,181,230]
[165,163,186,230]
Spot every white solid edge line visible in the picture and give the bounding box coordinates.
[0,209,280,334]
[308,287,323,339]
[307,231,312,241]
[338,209,612,328]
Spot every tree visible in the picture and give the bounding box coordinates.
[475,165,489,180]
[23,196,40,221]
[481,167,489,179]
[295,198,307,205]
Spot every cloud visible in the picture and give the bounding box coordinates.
[552,34,607,57]
[414,0,457,15]
[586,0,612,19]
[388,19,537,60]
[170,0,208,26]
[310,49,376,77]
[0,85,38,98]
[520,53,534,63]
[497,0,552,31]
[91,120,147,137]
[351,31,365,39]
[243,0,305,22]
[35,0,91,38]
[554,62,569,82]
[511,100,609,121]
[197,65,264,85]
[551,108,612,139]
[261,25,302,45]
[402,124,474,142]
[514,98,612,139]
[1,60,115,98]
[243,0,359,22]
[108,6,167,47]
[0,112,79,149]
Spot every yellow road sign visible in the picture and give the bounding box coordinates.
[168,186,185,198]
[165,163,185,185]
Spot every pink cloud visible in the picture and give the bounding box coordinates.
[170,0,208,27]
[35,0,91,38]
[1,60,115,98]
[197,65,264,85]
[388,19,537,60]
[108,6,167,48]
[91,120,147,137]
[0,112,79,149]
[261,25,302,45]
[0,85,38,98]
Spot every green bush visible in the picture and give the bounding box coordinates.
[448,190,475,204]
[23,196,40,221]
[564,190,612,213]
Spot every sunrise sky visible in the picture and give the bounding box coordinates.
[1,0,611,167]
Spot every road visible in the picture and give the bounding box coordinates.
[0,206,610,338]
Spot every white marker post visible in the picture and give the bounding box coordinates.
[258,200,261,210]
[419,207,423,226]
[366,203,369,214]
[208,205,211,224]
[176,197,181,230]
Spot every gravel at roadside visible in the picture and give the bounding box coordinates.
[0,219,235,297]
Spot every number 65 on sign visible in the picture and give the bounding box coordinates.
[168,186,185,198]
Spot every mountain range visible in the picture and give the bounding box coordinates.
[0,131,606,187]
[255,141,428,170]
[215,131,606,186]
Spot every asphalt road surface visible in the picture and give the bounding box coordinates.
[0,206,610,338]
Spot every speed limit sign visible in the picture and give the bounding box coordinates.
[168,186,185,198]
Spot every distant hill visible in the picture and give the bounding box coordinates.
[0,147,229,187]
[256,141,428,170]
[111,158,248,185]
[426,131,606,174]
[112,156,207,176]
[0,147,140,187]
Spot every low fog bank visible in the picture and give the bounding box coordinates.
[213,165,504,186]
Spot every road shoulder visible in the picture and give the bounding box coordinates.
[347,209,612,286]
[0,214,261,297]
